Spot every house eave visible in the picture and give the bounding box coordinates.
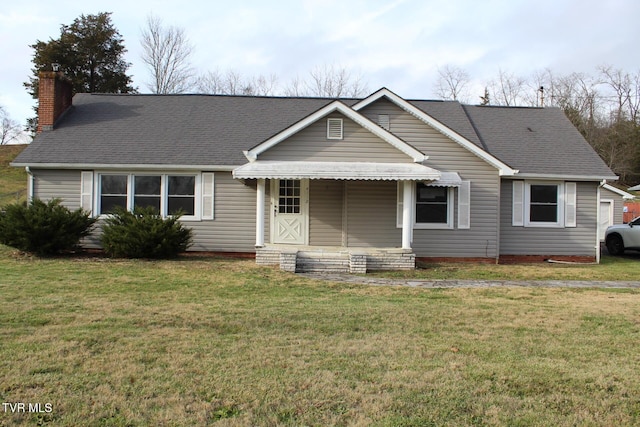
[505,173,619,182]
[353,88,518,176]
[10,162,237,171]
[602,183,635,199]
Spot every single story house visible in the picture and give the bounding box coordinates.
[13,72,619,272]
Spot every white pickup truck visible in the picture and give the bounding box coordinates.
[605,217,640,255]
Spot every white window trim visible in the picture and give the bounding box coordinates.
[523,181,565,228]
[397,182,455,230]
[94,172,204,221]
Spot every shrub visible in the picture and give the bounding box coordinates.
[0,198,96,255]
[100,207,193,258]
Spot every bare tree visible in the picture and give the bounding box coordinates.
[194,69,226,94]
[140,14,194,94]
[488,69,526,106]
[197,64,366,98]
[246,74,279,96]
[283,75,305,96]
[0,106,22,145]
[297,64,368,98]
[434,65,470,102]
[599,65,640,122]
[195,69,278,95]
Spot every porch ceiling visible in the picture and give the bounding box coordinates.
[232,160,442,181]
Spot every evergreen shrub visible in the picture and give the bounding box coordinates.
[0,198,96,255]
[100,207,193,258]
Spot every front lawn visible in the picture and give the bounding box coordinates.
[369,253,640,281]
[0,246,638,426]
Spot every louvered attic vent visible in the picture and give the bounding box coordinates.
[327,118,343,139]
[378,114,390,130]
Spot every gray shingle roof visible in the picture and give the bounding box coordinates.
[14,92,615,178]
[462,105,614,176]
[16,94,343,167]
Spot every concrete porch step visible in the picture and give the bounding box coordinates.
[295,251,350,273]
[255,246,415,273]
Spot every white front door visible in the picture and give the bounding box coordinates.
[271,179,308,245]
[599,200,614,241]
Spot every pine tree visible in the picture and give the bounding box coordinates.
[479,87,490,106]
[24,12,135,132]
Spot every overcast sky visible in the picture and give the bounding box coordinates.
[1,0,638,132]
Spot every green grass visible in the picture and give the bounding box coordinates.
[0,144,28,206]
[365,254,640,281]
[0,245,639,426]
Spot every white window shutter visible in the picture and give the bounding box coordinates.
[396,181,403,228]
[202,173,215,220]
[80,171,93,215]
[565,182,577,227]
[512,181,524,226]
[458,181,471,229]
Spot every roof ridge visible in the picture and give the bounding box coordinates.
[81,92,364,101]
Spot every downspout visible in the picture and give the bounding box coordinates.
[596,181,604,264]
[495,175,501,264]
[25,167,34,203]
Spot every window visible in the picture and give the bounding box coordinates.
[95,173,204,220]
[397,182,457,229]
[100,175,127,214]
[513,181,576,228]
[529,184,558,223]
[134,175,161,212]
[168,176,196,215]
[416,184,449,224]
[327,118,343,139]
[278,179,301,214]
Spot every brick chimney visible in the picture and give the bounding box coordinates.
[37,71,73,132]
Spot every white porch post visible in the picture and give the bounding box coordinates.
[402,180,413,250]
[256,179,265,247]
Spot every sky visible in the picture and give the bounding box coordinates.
[1,0,639,139]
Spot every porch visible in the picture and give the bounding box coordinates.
[256,245,416,273]
[233,160,464,273]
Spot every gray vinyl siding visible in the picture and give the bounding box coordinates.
[32,169,81,210]
[500,180,598,256]
[360,99,500,258]
[346,181,401,247]
[188,173,257,252]
[259,112,412,163]
[601,187,624,224]
[32,170,260,253]
[309,180,343,246]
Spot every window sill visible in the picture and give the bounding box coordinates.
[414,223,453,230]
[523,222,565,228]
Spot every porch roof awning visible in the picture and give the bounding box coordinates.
[232,161,442,181]
[427,172,463,187]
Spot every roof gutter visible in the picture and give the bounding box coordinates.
[10,163,237,172]
[506,173,618,182]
